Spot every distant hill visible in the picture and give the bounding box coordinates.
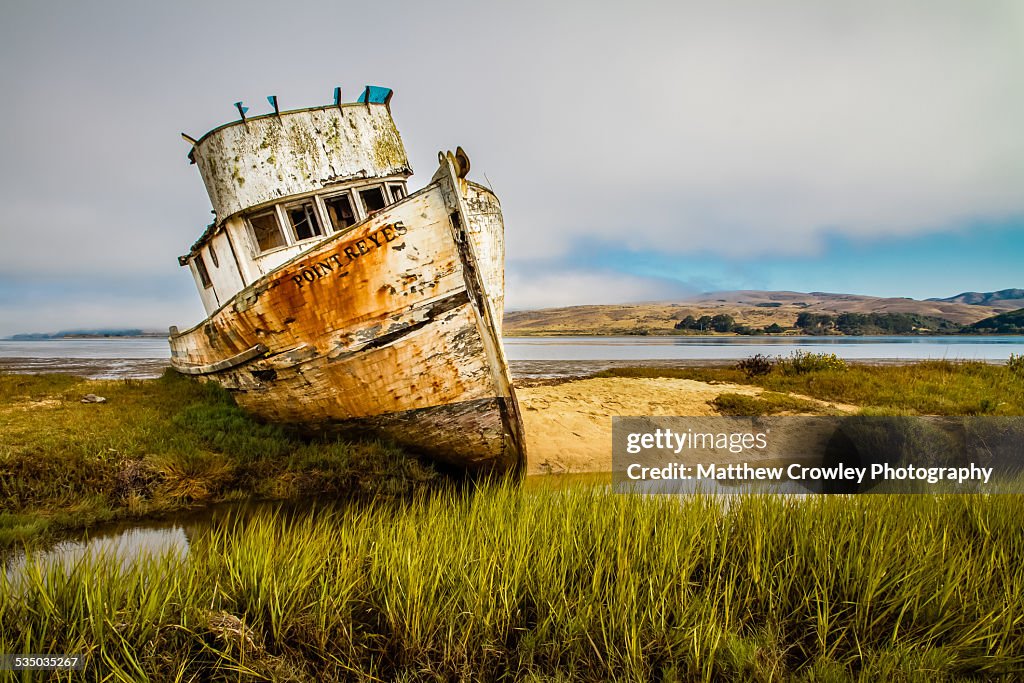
[929,289,1024,309]
[503,290,1010,336]
[7,329,166,340]
[967,308,1024,334]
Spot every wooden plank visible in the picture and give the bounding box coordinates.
[169,344,268,375]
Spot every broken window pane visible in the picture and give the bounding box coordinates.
[324,193,358,232]
[195,254,213,288]
[389,184,406,202]
[287,202,323,242]
[359,187,387,216]
[250,211,286,252]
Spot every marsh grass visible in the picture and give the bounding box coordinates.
[2,484,1022,681]
[0,371,435,547]
[595,360,1024,416]
[712,391,827,416]
[1009,353,1024,377]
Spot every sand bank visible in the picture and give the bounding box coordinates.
[517,376,857,474]
[517,377,754,474]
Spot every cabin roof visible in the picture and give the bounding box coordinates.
[189,86,394,148]
[179,222,217,265]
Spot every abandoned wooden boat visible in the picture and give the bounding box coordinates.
[169,86,526,473]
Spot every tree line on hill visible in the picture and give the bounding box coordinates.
[968,309,1024,334]
[673,309,1024,335]
[673,314,784,335]
[793,312,962,335]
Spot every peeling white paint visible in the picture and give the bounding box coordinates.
[193,104,410,222]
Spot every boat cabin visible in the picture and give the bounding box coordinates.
[179,86,412,315]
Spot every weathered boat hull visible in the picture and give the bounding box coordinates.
[170,160,525,472]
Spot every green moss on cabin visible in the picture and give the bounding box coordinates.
[372,126,407,170]
[288,125,319,178]
[324,117,343,154]
[259,127,282,159]
[288,126,318,157]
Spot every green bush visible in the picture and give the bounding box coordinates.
[1009,353,1024,377]
[779,350,847,375]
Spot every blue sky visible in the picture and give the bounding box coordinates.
[511,218,1024,306]
[0,0,1021,335]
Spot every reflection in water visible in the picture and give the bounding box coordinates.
[2,498,351,589]
[3,501,250,589]
[4,526,189,594]
[620,478,816,496]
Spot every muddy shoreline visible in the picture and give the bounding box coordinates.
[0,356,984,383]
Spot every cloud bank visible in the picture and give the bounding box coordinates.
[0,0,1020,333]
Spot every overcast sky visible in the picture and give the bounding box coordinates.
[1,0,1021,335]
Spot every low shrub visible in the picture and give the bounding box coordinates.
[735,353,775,377]
[779,350,847,375]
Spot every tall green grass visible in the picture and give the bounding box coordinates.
[3,484,1022,681]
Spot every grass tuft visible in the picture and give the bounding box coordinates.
[1009,353,1024,378]
[712,391,825,416]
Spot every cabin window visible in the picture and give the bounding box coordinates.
[324,193,358,232]
[388,184,406,202]
[207,244,219,268]
[359,187,387,216]
[286,201,323,242]
[195,254,213,288]
[249,210,286,252]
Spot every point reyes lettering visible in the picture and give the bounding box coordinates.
[289,221,408,289]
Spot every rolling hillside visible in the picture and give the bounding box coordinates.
[928,289,1024,309]
[503,290,1013,336]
